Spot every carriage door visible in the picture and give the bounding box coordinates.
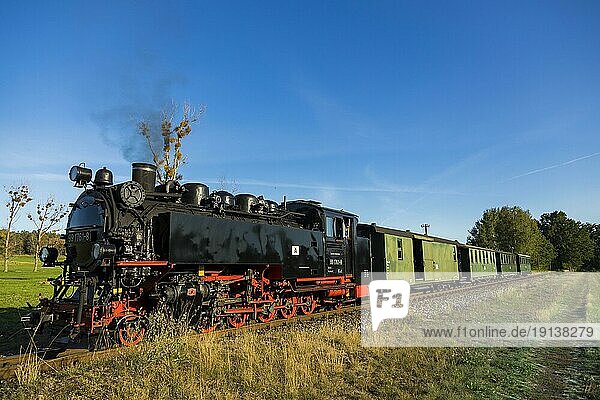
[324,213,352,276]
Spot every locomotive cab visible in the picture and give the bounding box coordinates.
[324,210,355,276]
[286,201,358,277]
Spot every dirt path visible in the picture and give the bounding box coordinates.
[526,347,599,399]
[528,276,599,399]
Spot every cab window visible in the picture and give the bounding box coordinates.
[326,217,335,237]
[334,217,345,239]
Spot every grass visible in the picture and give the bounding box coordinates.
[0,255,61,354]
[0,255,61,307]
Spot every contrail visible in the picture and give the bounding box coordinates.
[506,151,600,181]
[201,178,462,196]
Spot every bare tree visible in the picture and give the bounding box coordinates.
[3,185,32,272]
[27,197,68,272]
[138,102,205,184]
[218,175,239,195]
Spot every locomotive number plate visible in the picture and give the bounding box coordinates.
[68,231,91,243]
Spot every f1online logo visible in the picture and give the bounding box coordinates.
[369,280,411,331]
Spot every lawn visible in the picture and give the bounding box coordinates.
[0,255,61,307]
[0,255,61,354]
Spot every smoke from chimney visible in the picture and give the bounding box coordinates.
[90,73,186,163]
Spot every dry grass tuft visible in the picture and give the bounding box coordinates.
[14,352,41,387]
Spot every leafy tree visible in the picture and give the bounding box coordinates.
[539,211,594,271]
[27,197,68,271]
[138,102,205,184]
[582,223,600,271]
[467,208,499,249]
[20,231,35,254]
[468,206,555,270]
[3,185,32,272]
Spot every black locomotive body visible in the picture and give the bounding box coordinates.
[33,163,369,345]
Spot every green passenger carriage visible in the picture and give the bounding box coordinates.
[516,254,532,274]
[496,250,518,275]
[357,224,460,285]
[457,244,498,281]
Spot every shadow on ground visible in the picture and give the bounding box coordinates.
[0,307,31,355]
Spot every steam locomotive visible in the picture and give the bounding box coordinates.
[31,163,531,346]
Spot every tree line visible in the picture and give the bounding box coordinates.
[468,206,598,271]
[0,230,64,257]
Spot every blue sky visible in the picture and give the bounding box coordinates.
[1,1,599,240]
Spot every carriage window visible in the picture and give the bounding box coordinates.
[326,217,334,237]
[397,239,403,260]
[452,247,457,262]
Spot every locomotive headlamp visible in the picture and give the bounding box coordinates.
[92,243,117,260]
[69,164,93,187]
[39,246,59,266]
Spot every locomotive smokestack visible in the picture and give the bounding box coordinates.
[132,162,157,192]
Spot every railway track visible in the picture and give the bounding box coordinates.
[0,274,535,381]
